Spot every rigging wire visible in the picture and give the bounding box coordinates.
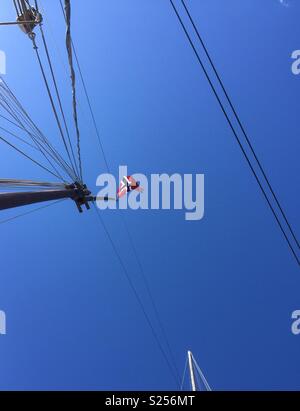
[0,103,66,182]
[29,34,79,181]
[180,355,188,391]
[92,203,180,388]
[27,0,83,183]
[0,113,25,130]
[39,0,96,170]
[63,0,83,181]
[58,0,110,172]
[0,198,66,225]
[191,353,212,391]
[6,0,179,385]
[0,133,62,180]
[56,0,181,382]
[0,78,75,177]
[122,221,181,381]
[0,124,39,150]
[56,10,181,383]
[169,0,300,266]
[0,121,66,181]
[38,23,80,178]
[180,0,300,251]
[13,0,22,17]
[0,83,70,182]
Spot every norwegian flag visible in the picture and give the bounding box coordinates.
[117,176,143,199]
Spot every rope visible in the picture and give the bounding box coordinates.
[180,356,188,391]
[169,0,300,266]
[57,0,181,381]
[0,198,66,225]
[38,23,80,178]
[59,0,110,173]
[30,36,79,181]
[180,0,300,251]
[0,78,75,180]
[0,82,71,181]
[0,124,38,150]
[191,353,212,391]
[93,204,180,388]
[64,0,83,181]
[0,133,62,180]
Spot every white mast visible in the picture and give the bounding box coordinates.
[187,351,212,391]
[188,351,197,391]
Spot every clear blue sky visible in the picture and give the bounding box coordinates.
[0,0,299,390]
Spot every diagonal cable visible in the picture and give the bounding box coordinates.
[169,0,299,266]
[93,203,180,388]
[181,0,300,251]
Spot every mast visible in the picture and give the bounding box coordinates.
[0,3,94,214]
[188,351,197,391]
[0,182,93,213]
[0,21,35,26]
[187,351,212,392]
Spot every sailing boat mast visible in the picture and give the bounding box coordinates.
[0,182,93,213]
[188,351,197,391]
[187,351,212,391]
[0,1,97,213]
